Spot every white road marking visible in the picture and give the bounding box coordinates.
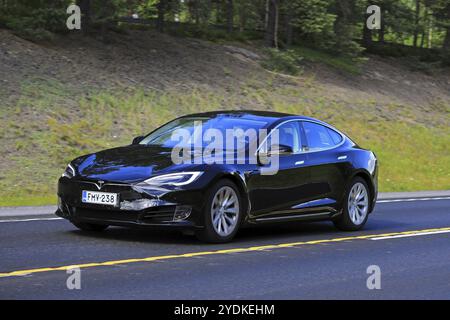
[377,197,450,203]
[370,229,450,240]
[0,217,63,223]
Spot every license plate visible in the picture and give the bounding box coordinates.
[82,190,118,206]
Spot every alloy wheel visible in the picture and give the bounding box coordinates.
[210,186,240,237]
[347,182,369,225]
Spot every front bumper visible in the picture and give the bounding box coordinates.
[56,177,206,230]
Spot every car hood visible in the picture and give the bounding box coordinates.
[74,145,200,183]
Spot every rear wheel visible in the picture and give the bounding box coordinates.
[196,179,242,243]
[334,177,370,231]
[72,222,108,232]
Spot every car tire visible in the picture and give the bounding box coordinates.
[72,222,109,232]
[196,179,243,243]
[333,177,370,231]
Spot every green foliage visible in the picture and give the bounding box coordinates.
[260,49,304,75]
[1,2,70,41]
[1,0,449,62]
[293,46,363,74]
[287,0,337,50]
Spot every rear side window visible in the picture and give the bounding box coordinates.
[327,128,343,145]
[302,122,342,151]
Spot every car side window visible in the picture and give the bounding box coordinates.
[302,122,341,151]
[273,121,302,153]
[327,128,343,145]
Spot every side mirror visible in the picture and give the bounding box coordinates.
[132,136,144,145]
[257,144,293,165]
[269,144,293,156]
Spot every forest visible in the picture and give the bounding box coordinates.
[1,0,449,63]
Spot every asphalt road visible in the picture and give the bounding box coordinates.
[0,198,449,299]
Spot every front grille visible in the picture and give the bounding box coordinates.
[74,206,177,224]
[76,207,139,222]
[140,207,177,223]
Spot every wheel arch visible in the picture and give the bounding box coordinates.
[350,170,376,213]
[212,172,251,220]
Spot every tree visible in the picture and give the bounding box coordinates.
[413,0,421,47]
[362,2,373,48]
[265,0,279,48]
[157,0,166,32]
[226,0,233,33]
[332,0,364,56]
[428,0,450,50]
[76,0,91,34]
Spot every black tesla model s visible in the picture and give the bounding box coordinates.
[56,111,378,242]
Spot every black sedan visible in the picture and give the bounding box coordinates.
[56,111,378,242]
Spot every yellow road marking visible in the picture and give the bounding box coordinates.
[1,226,449,278]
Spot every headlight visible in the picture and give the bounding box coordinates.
[62,163,75,178]
[141,172,203,187]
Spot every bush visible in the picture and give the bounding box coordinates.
[260,49,304,76]
[3,7,68,41]
[441,51,450,66]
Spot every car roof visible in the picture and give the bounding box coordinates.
[180,110,326,126]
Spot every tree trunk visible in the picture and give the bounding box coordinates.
[427,14,433,48]
[194,1,200,25]
[226,0,233,33]
[362,10,372,48]
[273,0,278,48]
[157,0,166,32]
[420,29,425,48]
[76,0,91,34]
[285,9,293,47]
[334,0,354,53]
[378,22,385,43]
[238,5,246,32]
[413,0,421,48]
[264,0,269,30]
[99,0,115,42]
[376,3,384,43]
[443,27,450,51]
[265,0,278,48]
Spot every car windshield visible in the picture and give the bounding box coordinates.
[139,115,269,149]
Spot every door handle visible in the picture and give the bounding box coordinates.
[337,155,347,160]
[295,160,305,165]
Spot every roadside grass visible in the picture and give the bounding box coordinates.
[0,195,57,207]
[260,49,304,76]
[0,78,448,206]
[292,46,364,75]
[259,46,364,76]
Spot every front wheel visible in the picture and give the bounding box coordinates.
[334,177,370,231]
[196,180,242,243]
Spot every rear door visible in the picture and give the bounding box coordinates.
[301,121,349,209]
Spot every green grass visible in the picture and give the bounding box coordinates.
[293,46,364,75]
[0,196,57,207]
[259,46,364,76]
[260,49,304,76]
[0,75,449,206]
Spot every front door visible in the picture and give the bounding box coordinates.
[247,121,311,218]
